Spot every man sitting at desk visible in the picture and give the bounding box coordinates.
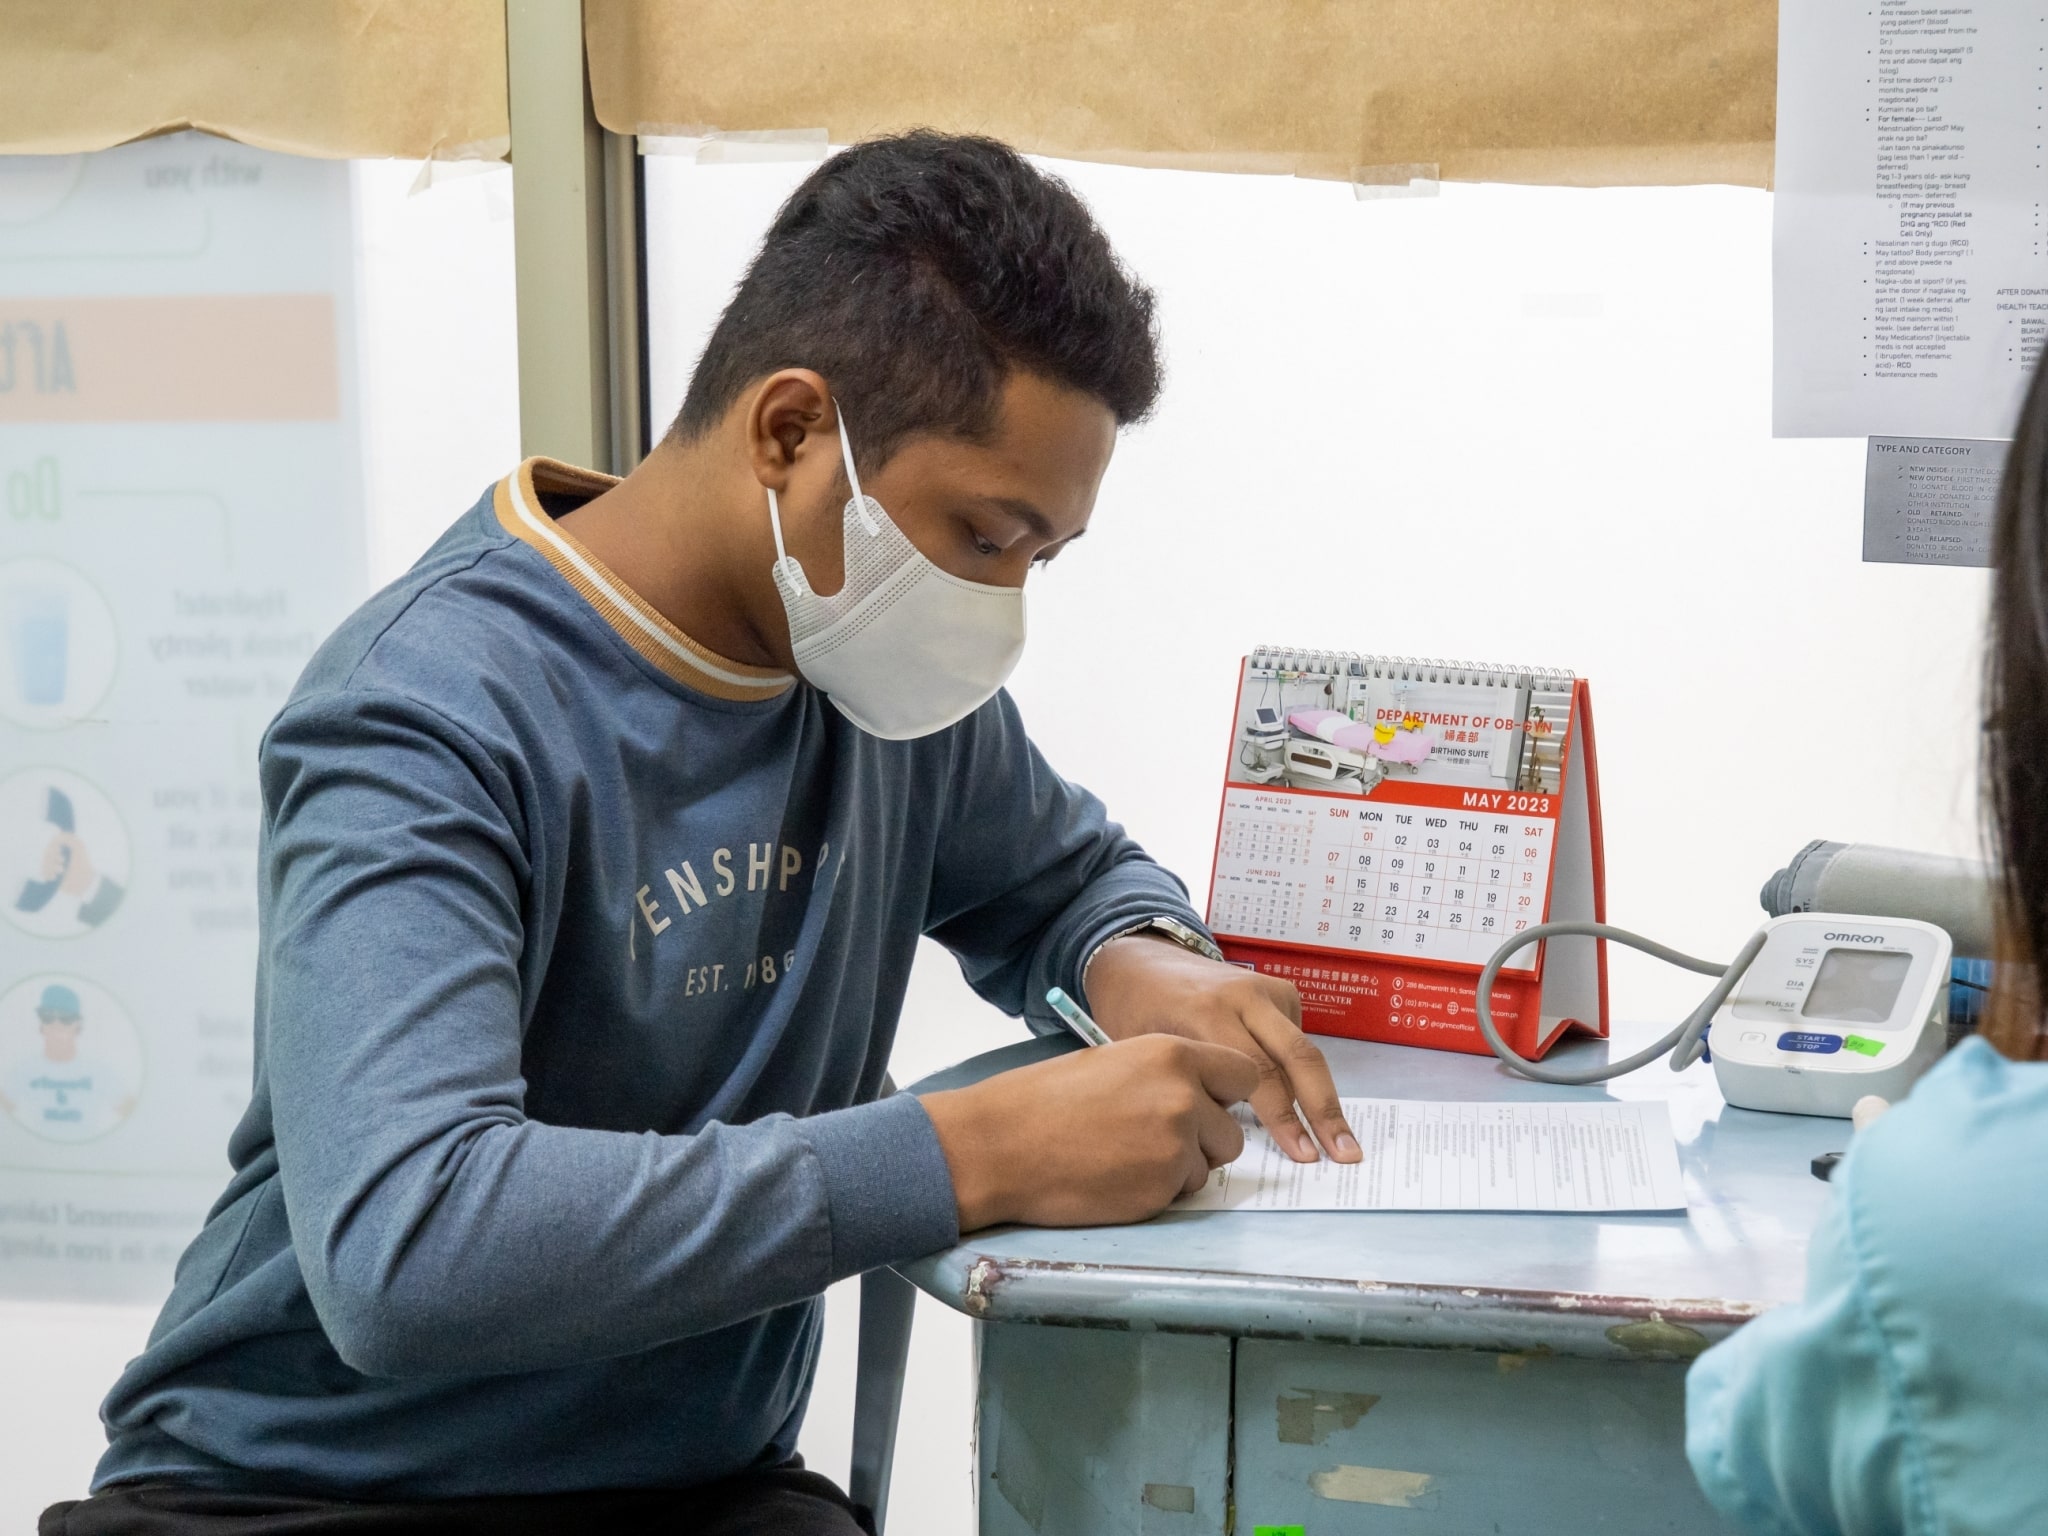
[51,133,1361,1535]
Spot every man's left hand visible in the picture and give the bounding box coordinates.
[1082,934,1361,1165]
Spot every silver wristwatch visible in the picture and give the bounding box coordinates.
[1081,915,1227,999]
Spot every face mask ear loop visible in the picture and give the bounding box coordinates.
[766,486,792,566]
[836,410,881,536]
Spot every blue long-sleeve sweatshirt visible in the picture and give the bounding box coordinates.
[94,458,1207,1498]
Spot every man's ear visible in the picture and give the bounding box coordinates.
[745,370,835,492]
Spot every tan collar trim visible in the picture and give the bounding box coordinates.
[494,458,795,702]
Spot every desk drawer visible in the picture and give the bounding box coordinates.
[978,1323,1231,1536]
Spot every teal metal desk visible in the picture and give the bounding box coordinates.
[900,1025,1834,1535]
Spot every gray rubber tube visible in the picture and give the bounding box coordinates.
[1473,922,1770,1086]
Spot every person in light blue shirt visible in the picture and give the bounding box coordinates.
[1685,356,2048,1534]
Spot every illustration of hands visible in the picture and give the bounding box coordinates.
[52,831,96,897]
[19,823,123,926]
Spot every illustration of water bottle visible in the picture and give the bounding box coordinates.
[7,585,69,707]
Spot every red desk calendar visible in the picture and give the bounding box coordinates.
[1205,648,1607,1058]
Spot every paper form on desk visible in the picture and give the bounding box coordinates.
[1179,1099,1687,1214]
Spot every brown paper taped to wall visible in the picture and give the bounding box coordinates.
[0,0,508,162]
[586,0,1776,188]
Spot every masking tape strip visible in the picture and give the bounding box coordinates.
[1351,162,1441,200]
[408,135,513,196]
[637,127,831,163]
[1309,1466,1439,1508]
[427,134,511,163]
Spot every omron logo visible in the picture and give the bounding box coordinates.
[1824,932,1885,944]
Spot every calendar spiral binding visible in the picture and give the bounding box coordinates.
[1247,646,1576,692]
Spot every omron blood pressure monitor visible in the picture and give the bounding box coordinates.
[1706,913,1950,1117]
[1475,909,1954,1119]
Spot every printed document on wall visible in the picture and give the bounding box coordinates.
[1774,0,2048,438]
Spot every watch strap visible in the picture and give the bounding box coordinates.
[1081,915,1226,999]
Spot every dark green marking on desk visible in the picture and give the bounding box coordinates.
[1252,1526,1306,1535]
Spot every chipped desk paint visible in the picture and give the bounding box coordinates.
[902,1025,1830,1533]
[1235,1339,1723,1531]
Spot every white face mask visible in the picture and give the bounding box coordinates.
[767,412,1027,740]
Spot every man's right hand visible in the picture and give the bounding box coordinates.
[919,1035,1261,1232]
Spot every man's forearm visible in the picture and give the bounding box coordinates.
[282,1096,957,1377]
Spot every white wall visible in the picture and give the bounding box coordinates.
[1,1298,162,1523]
[352,161,523,583]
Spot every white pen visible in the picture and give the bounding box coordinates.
[1045,986,1113,1048]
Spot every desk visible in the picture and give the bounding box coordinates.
[899,1025,1837,1535]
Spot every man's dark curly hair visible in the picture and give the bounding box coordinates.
[669,131,1162,467]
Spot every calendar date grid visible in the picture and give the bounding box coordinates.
[1209,789,1554,970]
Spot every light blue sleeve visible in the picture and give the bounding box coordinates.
[1689,1039,2048,1535]
[1686,1187,1928,1535]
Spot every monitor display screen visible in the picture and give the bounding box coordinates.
[1802,948,1913,1026]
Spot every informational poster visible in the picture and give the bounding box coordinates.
[1863,434,2006,566]
[1774,0,2048,440]
[0,135,363,1300]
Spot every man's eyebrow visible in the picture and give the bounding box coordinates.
[977,495,1058,541]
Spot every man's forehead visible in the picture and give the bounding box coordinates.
[893,394,1112,533]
